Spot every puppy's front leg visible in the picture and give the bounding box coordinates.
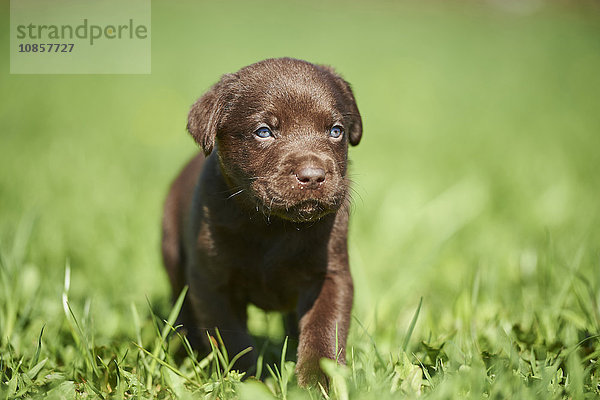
[186,278,255,371]
[295,270,353,387]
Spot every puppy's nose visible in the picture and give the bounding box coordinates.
[295,166,326,187]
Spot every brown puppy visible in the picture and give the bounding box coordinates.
[161,58,362,386]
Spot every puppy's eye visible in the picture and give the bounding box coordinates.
[255,127,273,139]
[329,126,344,139]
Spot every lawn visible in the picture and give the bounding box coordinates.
[1,0,600,398]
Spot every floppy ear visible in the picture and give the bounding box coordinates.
[187,73,236,156]
[317,65,363,146]
[343,83,363,146]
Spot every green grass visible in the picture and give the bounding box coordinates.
[1,0,600,398]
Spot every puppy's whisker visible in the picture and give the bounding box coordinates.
[247,175,271,181]
[265,197,275,223]
[216,185,245,195]
[348,185,364,206]
[227,188,245,199]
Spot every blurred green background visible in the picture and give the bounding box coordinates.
[1,0,600,397]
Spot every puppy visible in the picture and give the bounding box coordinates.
[161,58,362,386]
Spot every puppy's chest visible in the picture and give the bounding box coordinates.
[228,236,327,311]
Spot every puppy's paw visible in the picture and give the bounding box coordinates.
[295,355,329,389]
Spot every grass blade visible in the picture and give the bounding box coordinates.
[402,297,423,352]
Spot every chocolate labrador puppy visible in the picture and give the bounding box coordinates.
[161,57,362,386]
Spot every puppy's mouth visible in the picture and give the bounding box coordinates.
[285,200,330,222]
[252,187,344,223]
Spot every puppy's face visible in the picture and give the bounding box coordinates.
[188,58,362,222]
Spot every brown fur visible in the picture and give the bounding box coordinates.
[161,58,362,387]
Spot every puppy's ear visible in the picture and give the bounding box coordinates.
[318,65,363,146]
[187,73,237,156]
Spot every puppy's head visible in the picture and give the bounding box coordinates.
[188,58,362,222]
